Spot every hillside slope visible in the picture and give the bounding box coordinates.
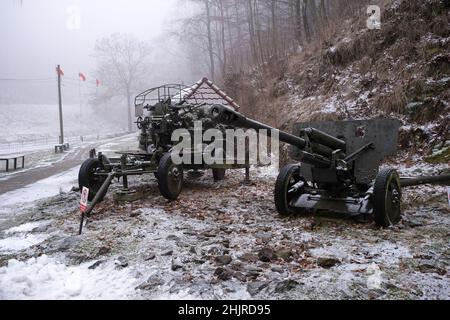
[227,0,449,165]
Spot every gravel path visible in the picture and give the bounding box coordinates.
[0,162,448,300]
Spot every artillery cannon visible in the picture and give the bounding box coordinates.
[210,105,450,227]
[78,80,449,234]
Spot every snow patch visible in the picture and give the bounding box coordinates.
[0,234,48,252]
[0,255,139,300]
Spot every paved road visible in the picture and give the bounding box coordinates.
[0,135,136,195]
[0,146,92,195]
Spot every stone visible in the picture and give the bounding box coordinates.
[166,235,180,241]
[247,282,268,296]
[258,247,277,262]
[254,232,273,242]
[276,249,292,261]
[115,256,128,268]
[317,257,341,269]
[144,253,156,261]
[214,267,232,281]
[239,253,258,262]
[88,260,106,270]
[136,275,165,291]
[215,255,232,266]
[56,236,81,252]
[161,250,174,256]
[171,258,183,271]
[274,280,299,293]
[189,246,197,255]
[233,272,247,282]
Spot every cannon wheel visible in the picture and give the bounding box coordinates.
[212,168,226,181]
[78,159,107,202]
[275,164,303,216]
[157,153,184,201]
[373,168,402,227]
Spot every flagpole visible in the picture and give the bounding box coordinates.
[57,65,64,146]
[78,76,82,140]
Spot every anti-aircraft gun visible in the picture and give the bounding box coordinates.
[209,105,450,227]
[77,84,250,234]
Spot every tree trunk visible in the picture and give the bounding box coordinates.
[205,0,215,81]
[247,0,258,64]
[271,0,278,57]
[126,88,132,133]
[302,0,311,42]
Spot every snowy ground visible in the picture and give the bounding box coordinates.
[0,141,449,299]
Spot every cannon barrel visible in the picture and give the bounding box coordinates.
[303,128,346,151]
[211,105,333,168]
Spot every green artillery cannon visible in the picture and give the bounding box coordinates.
[210,105,450,227]
[78,81,449,234]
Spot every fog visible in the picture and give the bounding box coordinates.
[0,0,200,104]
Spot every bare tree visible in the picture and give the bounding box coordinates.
[93,33,151,133]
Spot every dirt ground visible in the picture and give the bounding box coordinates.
[0,161,448,300]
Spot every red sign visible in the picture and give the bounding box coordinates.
[80,187,89,213]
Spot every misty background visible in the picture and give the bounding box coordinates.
[0,0,203,142]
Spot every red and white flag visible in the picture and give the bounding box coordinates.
[56,66,64,76]
[79,72,86,82]
[96,79,100,87]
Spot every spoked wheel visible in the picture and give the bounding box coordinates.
[157,153,184,201]
[373,168,402,227]
[212,168,226,181]
[274,164,305,216]
[78,159,107,202]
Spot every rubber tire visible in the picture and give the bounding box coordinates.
[157,153,184,201]
[212,168,226,181]
[373,168,402,227]
[274,164,302,216]
[78,158,107,202]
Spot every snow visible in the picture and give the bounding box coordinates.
[0,255,139,300]
[0,166,80,208]
[0,234,48,253]
[5,221,48,234]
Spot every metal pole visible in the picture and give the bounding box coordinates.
[57,65,64,145]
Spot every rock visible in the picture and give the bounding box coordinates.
[166,235,180,242]
[215,255,232,266]
[136,275,165,291]
[418,263,447,276]
[276,249,292,261]
[32,225,50,233]
[56,236,81,252]
[258,247,277,262]
[222,240,230,248]
[189,246,197,255]
[274,280,299,293]
[130,211,140,218]
[271,266,284,274]
[115,256,128,268]
[208,247,223,255]
[71,186,80,192]
[317,257,341,269]
[247,282,268,296]
[239,253,258,262]
[214,267,232,281]
[144,253,156,261]
[233,272,247,282]
[254,232,273,242]
[88,260,106,270]
[171,258,183,271]
[161,250,174,256]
